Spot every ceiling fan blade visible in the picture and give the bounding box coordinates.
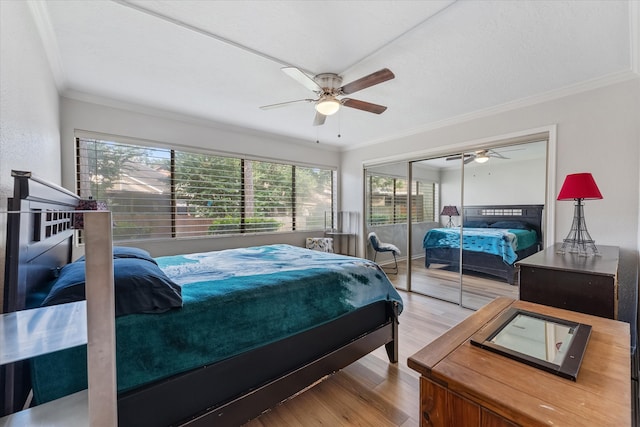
[342,98,387,114]
[446,154,473,161]
[281,67,322,93]
[259,99,315,110]
[313,112,326,126]
[464,157,475,164]
[339,68,395,95]
[494,147,526,153]
[488,150,509,159]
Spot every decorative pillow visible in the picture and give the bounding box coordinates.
[42,258,182,316]
[463,221,489,228]
[75,246,157,265]
[306,237,334,253]
[489,221,531,230]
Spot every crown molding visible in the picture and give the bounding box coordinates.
[632,0,640,75]
[345,70,638,152]
[61,90,340,152]
[27,0,67,91]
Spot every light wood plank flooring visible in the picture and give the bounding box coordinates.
[387,257,518,310]
[246,291,473,426]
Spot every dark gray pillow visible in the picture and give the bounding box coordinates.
[75,246,157,265]
[489,221,531,230]
[42,258,182,316]
[463,221,489,228]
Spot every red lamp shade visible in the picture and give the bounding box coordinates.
[557,173,602,201]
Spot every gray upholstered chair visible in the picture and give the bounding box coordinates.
[368,232,400,274]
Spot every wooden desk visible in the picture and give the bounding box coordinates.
[517,244,619,319]
[408,298,631,427]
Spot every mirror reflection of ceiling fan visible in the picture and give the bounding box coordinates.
[446,148,522,164]
[260,67,395,126]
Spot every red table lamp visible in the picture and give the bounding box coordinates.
[556,173,602,256]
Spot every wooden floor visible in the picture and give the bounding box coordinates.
[387,257,518,310]
[246,291,473,426]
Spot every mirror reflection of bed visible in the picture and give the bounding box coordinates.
[387,204,544,308]
[366,139,548,309]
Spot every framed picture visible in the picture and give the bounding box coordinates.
[470,307,592,381]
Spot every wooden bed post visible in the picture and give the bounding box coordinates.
[84,211,117,426]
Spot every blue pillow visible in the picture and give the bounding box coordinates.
[42,258,182,316]
[489,221,531,230]
[75,246,157,265]
[463,221,489,228]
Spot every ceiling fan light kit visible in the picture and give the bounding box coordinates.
[261,67,395,126]
[315,96,341,116]
[446,149,512,165]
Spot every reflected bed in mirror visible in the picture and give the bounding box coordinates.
[470,307,592,381]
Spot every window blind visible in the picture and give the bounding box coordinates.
[366,173,437,226]
[76,137,335,241]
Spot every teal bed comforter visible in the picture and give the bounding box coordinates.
[422,227,538,264]
[30,244,403,404]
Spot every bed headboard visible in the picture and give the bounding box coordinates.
[463,204,545,245]
[3,170,80,313]
[2,171,80,415]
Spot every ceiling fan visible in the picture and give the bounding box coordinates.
[260,67,395,126]
[446,149,511,164]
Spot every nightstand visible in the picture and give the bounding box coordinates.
[517,244,619,319]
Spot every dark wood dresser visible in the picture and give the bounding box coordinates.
[517,244,619,319]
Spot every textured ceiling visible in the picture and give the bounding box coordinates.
[32,0,635,149]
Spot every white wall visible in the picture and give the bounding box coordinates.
[440,156,546,207]
[342,78,640,293]
[60,97,341,256]
[0,1,62,309]
[0,1,62,200]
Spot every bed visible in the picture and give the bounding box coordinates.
[1,170,402,426]
[423,205,544,284]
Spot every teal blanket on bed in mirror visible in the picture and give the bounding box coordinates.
[30,244,403,405]
[423,227,538,264]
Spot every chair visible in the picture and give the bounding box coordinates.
[368,232,400,274]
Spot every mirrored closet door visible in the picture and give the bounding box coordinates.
[364,162,410,291]
[460,141,547,309]
[407,155,462,304]
[365,137,549,309]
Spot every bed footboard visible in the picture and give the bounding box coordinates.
[117,300,397,427]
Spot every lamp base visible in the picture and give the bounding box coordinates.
[556,200,599,256]
[445,216,455,228]
[557,238,599,256]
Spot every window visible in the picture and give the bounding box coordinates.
[366,174,437,226]
[76,137,335,241]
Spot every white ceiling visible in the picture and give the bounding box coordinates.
[31,0,635,149]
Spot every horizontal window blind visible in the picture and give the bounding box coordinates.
[77,138,334,241]
[366,174,436,226]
